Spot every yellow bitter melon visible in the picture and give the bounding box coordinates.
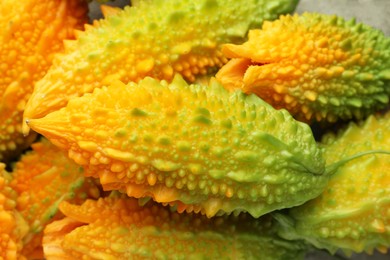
[0,164,28,260]
[275,112,390,255]
[9,138,102,259]
[28,75,327,218]
[22,0,299,134]
[43,195,307,259]
[216,13,390,123]
[0,0,89,161]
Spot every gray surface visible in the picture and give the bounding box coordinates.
[88,0,129,21]
[297,0,390,36]
[88,1,389,259]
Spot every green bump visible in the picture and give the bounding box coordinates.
[131,30,142,39]
[157,136,171,145]
[87,51,100,60]
[220,118,232,129]
[177,141,191,152]
[355,73,374,81]
[212,146,226,158]
[188,163,203,174]
[209,169,225,180]
[143,134,153,143]
[234,150,258,163]
[199,142,210,152]
[202,0,219,10]
[263,174,284,184]
[193,115,212,125]
[168,11,185,24]
[115,128,127,138]
[227,170,255,182]
[151,159,181,172]
[346,98,362,108]
[378,69,390,80]
[340,38,352,50]
[195,107,211,117]
[131,108,149,117]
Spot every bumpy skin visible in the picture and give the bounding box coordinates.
[276,112,390,255]
[43,196,307,259]
[0,0,89,161]
[28,75,326,218]
[9,139,101,259]
[23,0,299,133]
[216,13,390,123]
[0,164,28,260]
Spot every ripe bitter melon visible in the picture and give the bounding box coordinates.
[0,164,28,260]
[216,13,390,122]
[28,75,327,218]
[9,138,101,258]
[275,112,390,255]
[43,195,307,259]
[0,0,89,161]
[23,0,299,134]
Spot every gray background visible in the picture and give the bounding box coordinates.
[297,0,390,36]
[88,1,389,259]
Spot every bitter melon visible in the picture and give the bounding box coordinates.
[0,164,28,260]
[22,0,299,134]
[43,195,307,259]
[9,138,101,259]
[216,13,390,122]
[0,0,89,161]
[275,112,390,255]
[28,75,327,218]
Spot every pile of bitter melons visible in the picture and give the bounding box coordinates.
[1,0,389,259]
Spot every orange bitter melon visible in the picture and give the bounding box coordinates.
[8,138,101,259]
[0,0,89,161]
[0,164,28,260]
[42,195,307,259]
[216,13,390,123]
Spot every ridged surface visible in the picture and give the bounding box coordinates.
[0,164,28,260]
[43,196,307,259]
[277,112,390,255]
[8,139,101,259]
[23,0,299,133]
[28,75,326,218]
[0,0,89,161]
[216,13,390,123]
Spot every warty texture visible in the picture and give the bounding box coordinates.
[0,164,28,260]
[28,75,326,218]
[43,195,307,259]
[0,0,89,161]
[23,0,299,133]
[276,112,390,255]
[8,138,101,259]
[216,13,390,123]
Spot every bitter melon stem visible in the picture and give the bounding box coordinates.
[325,150,390,175]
